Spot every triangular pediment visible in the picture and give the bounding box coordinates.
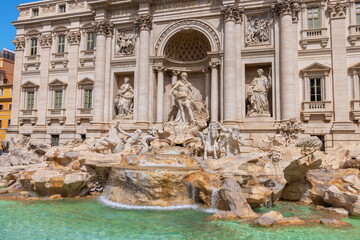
[349,62,360,71]
[49,79,67,87]
[300,62,331,74]
[21,81,39,88]
[78,77,94,85]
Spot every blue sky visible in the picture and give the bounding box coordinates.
[0,0,35,51]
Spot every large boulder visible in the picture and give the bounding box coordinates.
[307,169,360,215]
[217,179,257,219]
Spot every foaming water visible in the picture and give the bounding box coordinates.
[99,195,217,213]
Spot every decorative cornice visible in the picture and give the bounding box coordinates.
[13,38,25,51]
[220,5,243,23]
[67,31,81,45]
[92,20,114,37]
[327,2,349,19]
[39,34,52,48]
[272,0,300,23]
[135,14,153,31]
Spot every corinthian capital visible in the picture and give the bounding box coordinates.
[210,60,221,68]
[220,5,243,23]
[92,20,114,37]
[135,14,153,31]
[67,31,81,45]
[272,0,300,22]
[13,38,25,51]
[327,2,348,19]
[39,34,52,48]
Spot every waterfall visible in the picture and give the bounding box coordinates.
[210,189,219,210]
[191,184,197,203]
[264,195,272,210]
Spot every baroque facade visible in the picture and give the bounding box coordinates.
[8,0,360,150]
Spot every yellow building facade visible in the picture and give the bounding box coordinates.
[0,49,14,148]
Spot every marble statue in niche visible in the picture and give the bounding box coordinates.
[163,72,209,145]
[116,30,135,55]
[168,72,196,124]
[245,17,270,45]
[246,68,272,117]
[115,77,134,119]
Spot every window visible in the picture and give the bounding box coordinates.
[310,78,323,102]
[31,38,38,56]
[26,91,35,110]
[84,89,92,108]
[10,88,12,96]
[307,7,319,30]
[4,79,7,84]
[54,90,62,109]
[0,105,3,110]
[0,120,2,129]
[9,104,11,110]
[356,3,360,25]
[7,119,10,127]
[59,5,66,13]
[32,9,39,17]
[57,35,65,53]
[51,135,60,147]
[0,89,3,96]
[86,32,95,50]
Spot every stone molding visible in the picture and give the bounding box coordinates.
[220,5,243,23]
[67,31,81,45]
[134,14,153,31]
[39,34,52,48]
[92,20,114,37]
[13,38,25,51]
[272,0,300,23]
[155,19,221,55]
[327,2,348,19]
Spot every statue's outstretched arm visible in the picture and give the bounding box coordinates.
[118,127,132,137]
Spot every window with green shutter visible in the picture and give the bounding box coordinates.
[27,92,35,110]
[307,8,320,30]
[54,90,62,109]
[58,35,65,53]
[356,3,360,25]
[310,78,323,102]
[84,89,92,108]
[31,38,37,56]
[87,32,95,50]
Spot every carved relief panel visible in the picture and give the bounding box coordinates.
[245,14,271,46]
[115,30,135,56]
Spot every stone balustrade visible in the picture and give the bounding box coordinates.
[301,100,332,122]
[348,25,360,45]
[19,109,38,125]
[300,28,329,49]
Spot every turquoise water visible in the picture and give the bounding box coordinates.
[1,198,360,240]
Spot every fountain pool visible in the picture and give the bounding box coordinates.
[1,198,359,240]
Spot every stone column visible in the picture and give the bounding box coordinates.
[203,68,211,112]
[327,2,350,123]
[92,20,113,123]
[154,66,166,123]
[221,5,242,122]
[353,70,359,100]
[36,34,52,126]
[273,0,299,120]
[65,31,81,129]
[135,14,152,123]
[8,38,25,136]
[210,60,221,122]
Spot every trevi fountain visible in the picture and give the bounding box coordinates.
[1,70,360,239]
[3,0,360,239]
